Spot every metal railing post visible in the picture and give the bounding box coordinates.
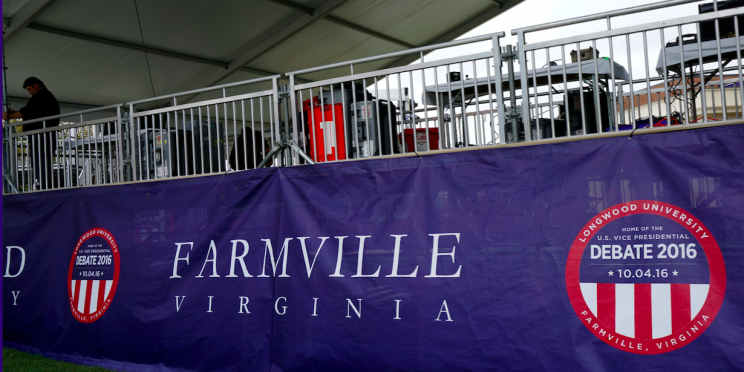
[116,106,124,182]
[516,31,532,141]
[492,36,507,144]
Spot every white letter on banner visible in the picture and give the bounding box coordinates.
[275,297,287,315]
[435,300,453,321]
[226,240,252,278]
[12,291,20,305]
[591,245,601,259]
[259,238,292,277]
[238,297,250,314]
[351,236,380,277]
[4,246,26,278]
[299,237,329,278]
[425,233,462,278]
[394,299,402,320]
[386,235,419,277]
[346,299,362,318]
[175,296,186,312]
[312,298,319,317]
[170,242,193,279]
[329,236,347,277]
[196,240,220,278]
[207,296,214,313]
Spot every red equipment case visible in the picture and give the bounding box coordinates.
[308,103,346,162]
[399,128,439,153]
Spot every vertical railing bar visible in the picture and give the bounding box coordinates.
[517,31,532,141]
[625,35,637,128]
[232,101,238,171]
[734,16,744,121]
[530,50,540,140]
[385,75,395,153]
[352,79,362,157]
[561,44,571,136]
[374,77,384,156]
[32,134,37,189]
[713,11,727,120]
[259,97,268,166]
[396,72,408,154]
[206,106,213,173]
[309,88,318,162]
[458,62,468,146]
[677,25,689,123]
[592,39,602,134]
[240,101,247,170]
[363,77,371,157]
[157,113,163,179]
[116,107,123,183]
[341,87,350,160]
[319,87,328,161]
[485,54,497,145]
[493,36,506,145]
[250,99,258,169]
[546,48,556,138]
[643,31,654,127]
[135,115,141,181]
[660,28,672,126]
[471,60,482,145]
[194,108,201,174]
[174,111,180,177]
[44,131,49,189]
[216,104,223,172]
[143,116,150,180]
[607,18,619,132]
[329,84,338,161]
[576,41,588,135]
[20,135,25,190]
[105,122,111,184]
[95,123,101,185]
[298,89,307,156]
[445,64,454,148]
[405,72,416,151]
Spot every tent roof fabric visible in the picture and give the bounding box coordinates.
[3,0,523,110]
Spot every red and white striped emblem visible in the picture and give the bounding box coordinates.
[68,228,120,323]
[566,201,726,354]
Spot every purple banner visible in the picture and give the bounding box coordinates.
[3,124,744,371]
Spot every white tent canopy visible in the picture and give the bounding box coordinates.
[2,0,524,112]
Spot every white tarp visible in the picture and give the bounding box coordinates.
[655,36,744,76]
[423,58,629,105]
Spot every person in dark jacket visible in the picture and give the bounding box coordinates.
[3,77,61,190]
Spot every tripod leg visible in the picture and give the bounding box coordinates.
[257,143,283,169]
[288,141,315,165]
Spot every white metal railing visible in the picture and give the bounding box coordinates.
[3,104,123,193]
[285,33,506,164]
[4,0,744,194]
[126,75,280,182]
[512,0,744,138]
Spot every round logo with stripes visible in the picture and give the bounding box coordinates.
[566,201,725,354]
[68,228,120,323]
